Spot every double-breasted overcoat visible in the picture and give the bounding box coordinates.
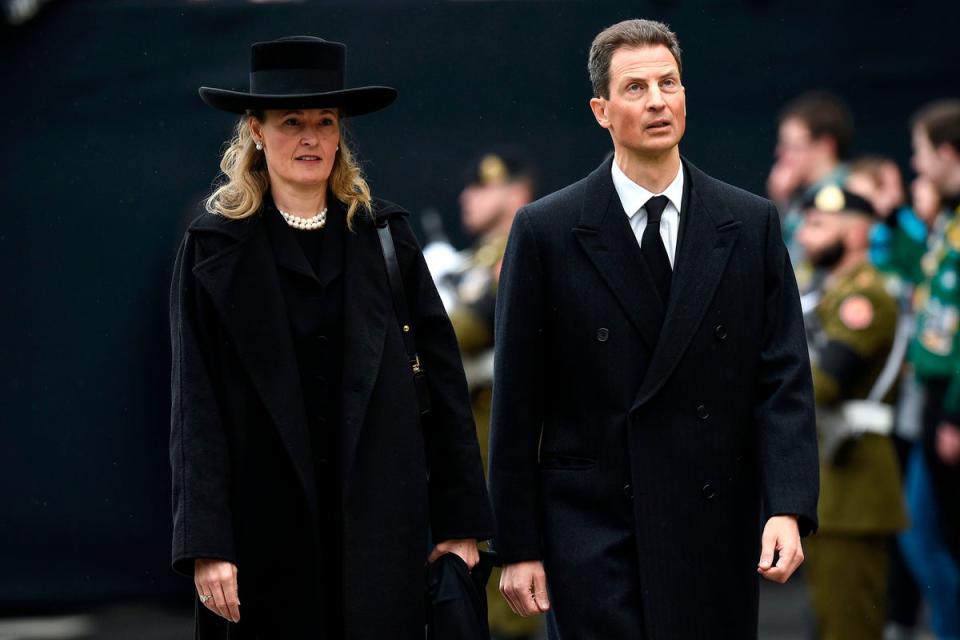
[489,158,820,639]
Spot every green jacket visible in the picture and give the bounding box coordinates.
[910,205,960,419]
[870,206,929,287]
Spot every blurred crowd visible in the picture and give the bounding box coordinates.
[774,93,960,640]
[427,95,960,640]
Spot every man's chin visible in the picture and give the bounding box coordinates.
[625,139,681,158]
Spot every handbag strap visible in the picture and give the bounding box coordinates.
[376,216,432,415]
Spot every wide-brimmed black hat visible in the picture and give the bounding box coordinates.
[199,36,397,116]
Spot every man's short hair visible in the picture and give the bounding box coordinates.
[778,90,855,160]
[911,99,960,153]
[588,19,682,100]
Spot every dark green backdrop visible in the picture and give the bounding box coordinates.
[1,0,956,608]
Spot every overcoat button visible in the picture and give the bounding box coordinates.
[715,324,727,340]
[702,483,716,500]
[597,327,610,342]
[696,404,710,420]
[314,335,329,344]
[623,484,633,499]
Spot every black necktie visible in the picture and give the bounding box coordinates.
[640,195,672,304]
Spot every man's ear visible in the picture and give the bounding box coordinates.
[590,97,610,129]
[811,135,838,160]
[937,141,960,164]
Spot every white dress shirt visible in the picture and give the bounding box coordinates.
[611,160,684,268]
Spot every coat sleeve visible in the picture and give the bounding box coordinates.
[488,209,547,564]
[169,232,237,576]
[390,216,495,543]
[754,202,820,537]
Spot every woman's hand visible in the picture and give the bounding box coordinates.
[195,558,241,623]
[427,538,480,570]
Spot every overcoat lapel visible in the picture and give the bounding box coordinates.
[633,160,743,409]
[191,215,319,520]
[339,214,391,481]
[572,158,664,351]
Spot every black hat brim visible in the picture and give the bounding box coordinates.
[198,85,397,117]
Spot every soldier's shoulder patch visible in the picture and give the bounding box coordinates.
[839,294,874,330]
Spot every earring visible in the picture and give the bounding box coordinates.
[336,145,340,151]
[255,141,263,151]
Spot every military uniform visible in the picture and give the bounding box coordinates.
[450,235,505,469]
[451,153,543,640]
[802,188,909,640]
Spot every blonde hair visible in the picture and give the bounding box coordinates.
[205,111,372,227]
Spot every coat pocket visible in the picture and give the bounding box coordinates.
[538,452,597,470]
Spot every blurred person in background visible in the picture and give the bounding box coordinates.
[452,150,536,369]
[847,156,927,290]
[846,157,940,640]
[490,19,818,639]
[795,185,908,640]
[768,90,854,281]
[901,98,960,640]
[170,36,493,639]
[912,175,945,229]
[450,150,542,640]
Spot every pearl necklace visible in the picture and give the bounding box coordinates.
[278,206,328,230]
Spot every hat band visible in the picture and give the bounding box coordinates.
[249,68,344,95]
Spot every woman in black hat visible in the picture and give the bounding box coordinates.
[170,36,494,639]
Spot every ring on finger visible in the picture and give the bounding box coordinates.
[199,593,212,603]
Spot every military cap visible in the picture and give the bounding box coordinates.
[463,149,536,187]
[802,184,877,217]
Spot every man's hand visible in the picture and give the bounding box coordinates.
[757,515,804,584]
[428,538,480,570]
[767,161,802,205]
[937,422,960,466]
[194,559,240,623]
[500,560,550,617]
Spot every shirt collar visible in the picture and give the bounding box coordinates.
[611,159,684,218]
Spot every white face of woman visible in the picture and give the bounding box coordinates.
[250,108,340,191]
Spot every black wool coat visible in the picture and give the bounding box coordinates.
[489,158,819,640]
[169,197,494,639]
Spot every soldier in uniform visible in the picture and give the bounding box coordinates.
[450,151,541,640]
[795,185,908,640]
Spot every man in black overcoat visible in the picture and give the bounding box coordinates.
[489,19,819,639]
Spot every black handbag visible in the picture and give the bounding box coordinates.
[375,216,432,415]
[376,216,498,638]
[425,550,498,640]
